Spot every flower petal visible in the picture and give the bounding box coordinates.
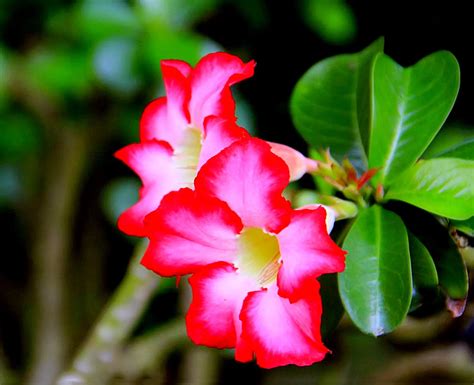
[139,97,168,142]
[239,281,329,368]
[142,188,243,276]
[189,52,255,128]
[186,262,257,349]
[276,207,346,302]
[268,142,318,181]
[195,138,291,233]
[114,140,179,236]
[161,59,192,78]
[198,116,250,168]
[140,62,191,146]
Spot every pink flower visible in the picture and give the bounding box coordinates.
[141,138,346,368]
[115,52,317,237]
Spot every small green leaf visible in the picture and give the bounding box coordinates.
[319,274,344,339]
[368,51,460,185]
[408,233,439,289]
[385,158,474,220]
[338,205,412,336]
[291,38,383,173]
[404,210,469,301]
[407,233,439,311]
[434,238,469,300]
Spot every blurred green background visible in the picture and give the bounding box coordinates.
[0,1,473,384]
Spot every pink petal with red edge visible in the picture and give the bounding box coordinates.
[139,97,169,142]
[268,142,318,181]
[160,62,191,140]
[195,138,291,233]
[189,52,255,128]
[139,64,191,146]
[239,281,329,368]
[161,59,192,78]
[276,207,346,302]
[114,140,179,236]
[142,188,243,276]
[186,262,257,349]
[198,116,250,168]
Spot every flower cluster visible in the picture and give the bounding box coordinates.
[116,53,346,368]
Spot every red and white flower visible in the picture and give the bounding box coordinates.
[141,138,346,368]
[115,52,317,237]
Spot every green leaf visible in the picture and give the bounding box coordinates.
[434,238,469,300]
[368,51,460,185]
[407,233,439,311]
[423,125,474,160]
[402,207,469,302]
[428,139,474,161]
[408,233,439,289]
[338,205,412,336]
[291,38,383,173]
[450,217,474,237]
[319,274,344,339]
[385,158,474,220]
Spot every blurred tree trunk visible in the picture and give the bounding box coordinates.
[25,126,88,385]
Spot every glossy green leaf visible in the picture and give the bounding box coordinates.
[319,274,344,339]
[408,233,439,311]
[403,208,469,302]
[430,232,468,300]
[408,233,439,289]
[385,158,474,220]
[338,205,412,336]
[291,38,383,173]
[423,125,474,160]
[368,52,460,185]
[428,139,474,161]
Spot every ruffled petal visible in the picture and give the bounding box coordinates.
[142,188,243,276]
[198,116,250,168]
[140,62,191,146]
[160,61,191,140]
[195,138,291,233]
[276,207,346,302]
[114,140,179,236]
[186,262,257,349]
[239,282,329,368]
[139,97,169,142]
[268,142,318,181]
[161,59,192,78]
[189,52,255,128]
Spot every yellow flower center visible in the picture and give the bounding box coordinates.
[237,227,281,287]
[173,128,202,187]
